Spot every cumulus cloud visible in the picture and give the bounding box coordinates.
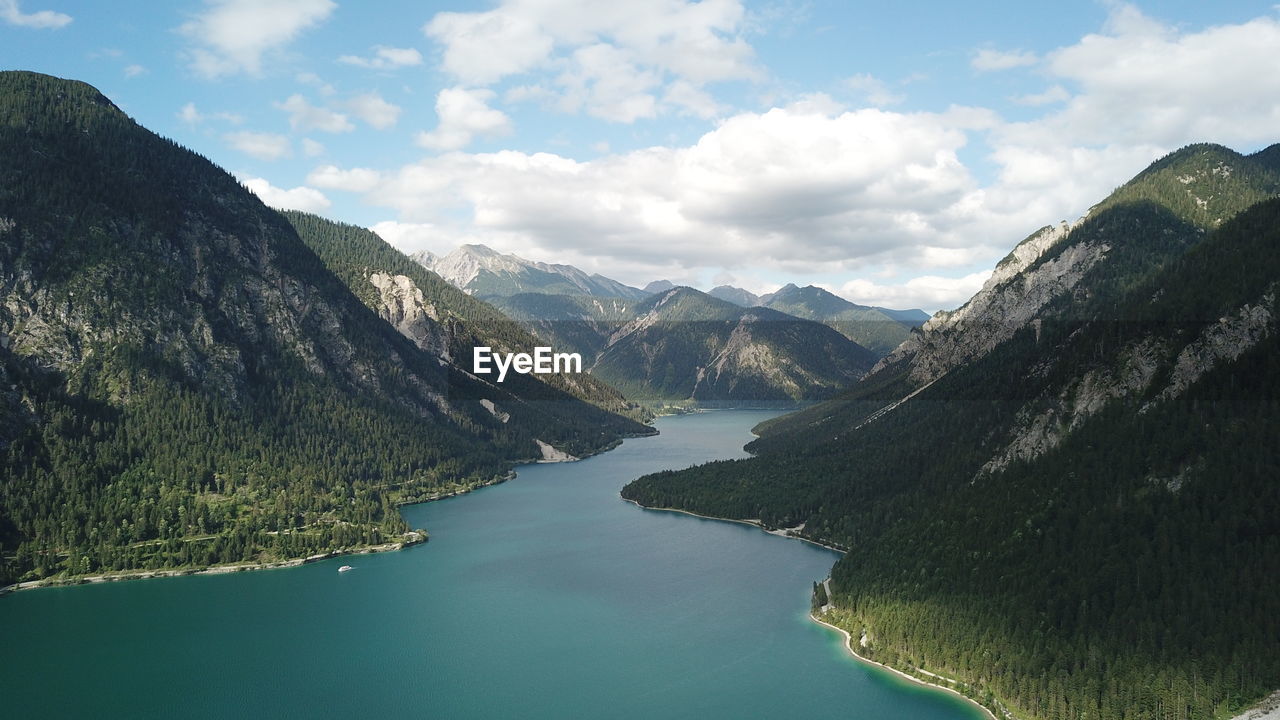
[971,48,1038,71]
[220,5,1280,313]
[338,45,423,70]
[423,0,759,121]
[277,94,354,133]
[346,92,401,130]
[337,100,981,278]
[1005,7,1280,149]
[1013,85,1070,106]
[306,164,381,192]
[241,175,331,213]
[416,87,513,150]
[224,131,291,161]
[835,271,992,312]
[180,0,335,78]
[369,221,439,251]
[0,0,71,29]
[301,138,326,157]
[123,64,146,78]
[662,80,724,119]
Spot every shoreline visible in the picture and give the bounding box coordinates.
[621,499,848,554]
[2,430,654,597]
[624,498,1003,720]
[809,610,1000,720]
[0,531,426,596]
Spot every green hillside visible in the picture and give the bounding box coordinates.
[622,147,1280,720]
[0,72,645,587]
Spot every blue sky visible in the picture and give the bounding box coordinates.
[3,0,1279,310]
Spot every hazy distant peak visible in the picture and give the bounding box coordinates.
[421,243,647,299]
[708,285,760,307]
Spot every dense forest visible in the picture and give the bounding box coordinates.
[0,71,645,587]
[624,157,1280,719]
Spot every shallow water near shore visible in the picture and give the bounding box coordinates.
[0,410,984,719]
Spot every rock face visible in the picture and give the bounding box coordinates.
[534,439,577,462]
[872,220,1088,385]
[418,243,647,300]
[368,272,450,361]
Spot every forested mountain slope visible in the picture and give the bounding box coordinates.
[282,211,650,428]
[760,283,916,355]
[483,291,636,360]
[623,144,1280,720]
[591,287,878,405]
[0,72,645,587]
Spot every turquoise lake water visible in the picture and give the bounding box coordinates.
[0,410,984,719]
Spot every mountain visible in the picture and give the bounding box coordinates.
[590,287,878,405]
[282,211,650,427]
[873,306,930,326]
[708,285,760,306]
[760,284,918,356]
[0,72,647,587]
[418,243,648,300]
[623,143,1280,720]
[643,279,675,294]
[484,292,636,360]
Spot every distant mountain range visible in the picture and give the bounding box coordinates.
[415,244,649,299]
[487,285,878,406]
[623,142,1280,720]
[411,245,928,355]
[411,244,928,400]
[590,287,878,405]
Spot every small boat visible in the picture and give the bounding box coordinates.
[337,565,353,573]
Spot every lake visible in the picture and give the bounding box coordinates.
[0,410,984,719]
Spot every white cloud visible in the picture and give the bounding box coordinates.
[836,271,991,312]
[423,0,759,121]
[0,0,71,29]
[277,94,354,133]
[369,221,438,252]
[241,175,331,213]
[123,64,146,78]
[346,92,402,130]
[338,45,423,70]
[971,48,1039,71]
[224,131,292,161]
[845,73,904,107]
[180,0,335,78]
[295,71,336,95]
[1013,85,1070,106]
[423,7,554,85]
[416,87,513,150]
[306,165,381,192]
[1007,7,1280,149]
[177,102,203,124]
[301,138,326,157]
[662,79,724,119]
[344,100,979,278]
